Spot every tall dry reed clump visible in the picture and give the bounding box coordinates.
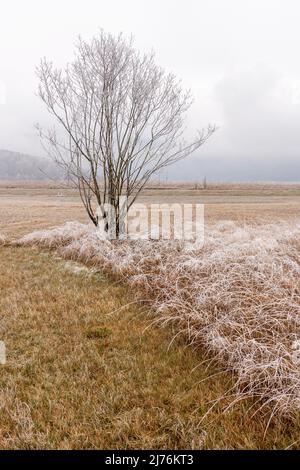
[0,234,7,246]
[17,220,300,418]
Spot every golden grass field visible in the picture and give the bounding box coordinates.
[0,181,300,449]
[1,181,300,238]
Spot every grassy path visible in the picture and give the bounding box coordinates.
[0,246,298,449]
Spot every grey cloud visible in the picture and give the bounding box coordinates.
[0,0,300,181]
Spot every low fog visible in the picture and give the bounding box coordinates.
[0,0,300,181]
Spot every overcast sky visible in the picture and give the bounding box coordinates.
[0,0,300,181]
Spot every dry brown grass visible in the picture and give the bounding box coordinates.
[17,219,300,419]
[1,181,300,238]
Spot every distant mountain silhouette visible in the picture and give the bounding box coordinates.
[0,149,61,180]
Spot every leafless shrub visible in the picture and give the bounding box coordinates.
[17,220,300,418]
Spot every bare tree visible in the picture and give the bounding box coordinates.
[37,31,216,236]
